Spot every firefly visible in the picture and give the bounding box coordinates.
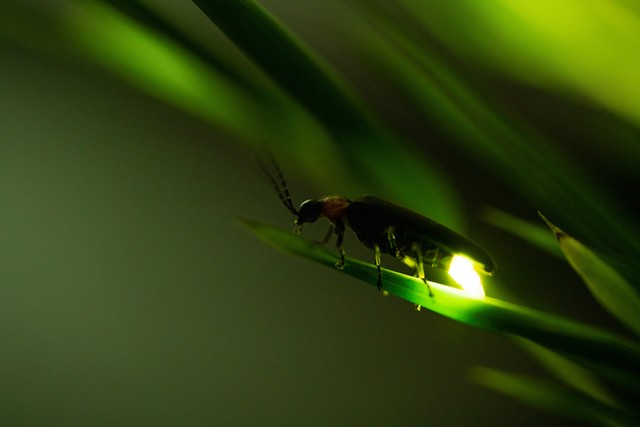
[260,157,495,296]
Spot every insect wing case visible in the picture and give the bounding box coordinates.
[346,196,495,274]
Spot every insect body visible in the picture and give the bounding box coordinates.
[261,159,495,294]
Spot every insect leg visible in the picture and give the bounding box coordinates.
[334,220,346,270]
[386,227,400,258]
[413,242,434,299]
[374,244,383,291]
[430,247,440,268]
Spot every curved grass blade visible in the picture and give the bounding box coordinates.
[193,0,462,227]
[541,213,640,337]
[483,208,562,258]
[515,338,620,409]
[349,0,640,257]
[64,1,278,140]
[61,0,330,152]
[193,0,377,141]
[471,367,638,426]
[103,0,268,97]
[243,220,640,382]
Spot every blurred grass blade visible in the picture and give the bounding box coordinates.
[471,367,638,426]
[516,338,620,408]
[433,1,640,129]
[63,1,277,140]
[102,0,268,97]
[243,220,640,382]
[193,0,378,140]
[61,0,329,149]
[350,0,640,258]
[193,0,462,227]
[541,213,640,337]
[483,208,562,258]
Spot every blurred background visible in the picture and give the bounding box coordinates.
[1,0,639,425]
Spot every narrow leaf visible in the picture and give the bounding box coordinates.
[193,0,462,226]
[471,367,638,426]
[515,338,619,408]
[350,0,640,257]
[540,213,640,337]
[64,1,277,139]
[483,208,562,257]
[243,220,640,382]
[103,0,268,97]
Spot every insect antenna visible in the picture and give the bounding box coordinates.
[258,153,298,216]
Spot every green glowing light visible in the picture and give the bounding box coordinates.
[448,255,485,298]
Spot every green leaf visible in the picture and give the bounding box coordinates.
[243,220,640,383]
[471,367,638,426]
[541,213,640,337]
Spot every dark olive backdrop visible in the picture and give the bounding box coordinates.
[2,1,637,426]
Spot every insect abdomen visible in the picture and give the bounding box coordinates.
[347,196,496,274]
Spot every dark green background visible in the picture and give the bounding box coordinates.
[2,1,637,425]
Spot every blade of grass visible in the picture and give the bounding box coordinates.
[102,0,268,98]
[193,0,376,140]
[471,367,638,426]
[350,0,640,258]
[2,0,319,145]
[60,1,275,138]
[193,0,462,227]
[483,208,562,258]
[541,214,640,337]
[485,209,640,297]
[436,1,640,130]
[243,220,640,382]
[515,338,620,408]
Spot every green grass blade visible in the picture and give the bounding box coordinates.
[350,0,640,257]
[515,338,620,408]
[193,0,462,226]
[63,1,279,140]
[243,220,640,382]
[2,0,327,149]
[541,214,640,337]
[192,0,378,141]
[471,367,638,426]
[483,208,562,258]
[102,0,268,98]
